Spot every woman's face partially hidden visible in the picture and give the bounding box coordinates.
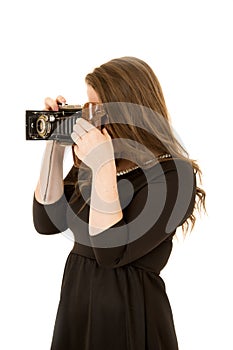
[87,85,100,103]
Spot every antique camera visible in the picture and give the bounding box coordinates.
[25,103,108,144]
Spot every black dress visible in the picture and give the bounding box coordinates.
[33,158,196,350]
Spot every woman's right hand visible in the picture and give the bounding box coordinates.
[43,95,68,148]
[44,95,67,111]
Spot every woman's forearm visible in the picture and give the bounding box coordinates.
[35,141,65,204]
[89,161,123,236]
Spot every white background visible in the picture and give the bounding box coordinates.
[0,0,232,349]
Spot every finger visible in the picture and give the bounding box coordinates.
[102,128,110,137]
[102,128,112,141]
[74,145,79,156]
[44,97,59,111]
[76,118,96,132]
[71,132,81,144]
[56,95,66,104]
[73,124,88,138]
[73,145,85,161]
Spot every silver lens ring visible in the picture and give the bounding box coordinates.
[36,115,51,138]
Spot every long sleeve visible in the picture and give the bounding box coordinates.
[33,158,196,269]
[89,159,196,268]
[33,166,78,234]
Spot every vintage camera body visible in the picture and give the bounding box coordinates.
[25,103,108,144]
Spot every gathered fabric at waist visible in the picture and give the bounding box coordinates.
[71,242,96,259]
[71,242,165,276]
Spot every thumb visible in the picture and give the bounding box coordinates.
[102,128,111,139]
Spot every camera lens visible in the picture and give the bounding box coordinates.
[36,115,51,138]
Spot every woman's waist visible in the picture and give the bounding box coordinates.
[71,242,163,275]
[71,242,96,259]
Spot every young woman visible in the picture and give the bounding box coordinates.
[33,56,206,350]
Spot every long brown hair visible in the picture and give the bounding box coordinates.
[74,56,206,233]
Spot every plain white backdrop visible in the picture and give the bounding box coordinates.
[0,0,232,349]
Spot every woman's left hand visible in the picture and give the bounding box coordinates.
[71,118,115,173]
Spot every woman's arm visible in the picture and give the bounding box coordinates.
[89,159,123,236]
[89,160,196,268]
[33,165,78,234]
[33,95,73,234]
[35,95,67,204]
[35,140,65,204]
[71,119,123,236]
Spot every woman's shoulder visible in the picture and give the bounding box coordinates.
[143,157,194,179]
[124,157,195,191]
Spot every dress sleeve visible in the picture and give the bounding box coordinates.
[33,166,78,234]
[90,159,196,268]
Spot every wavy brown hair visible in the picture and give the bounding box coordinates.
[73,56,206,233]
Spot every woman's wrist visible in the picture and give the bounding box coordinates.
[92,160,118,200]
[90,160,122,214]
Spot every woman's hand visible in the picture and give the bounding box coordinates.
[71,118,115,174]
[43,95,67,148]
[71,118,122,236]
[44,95,66,111]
